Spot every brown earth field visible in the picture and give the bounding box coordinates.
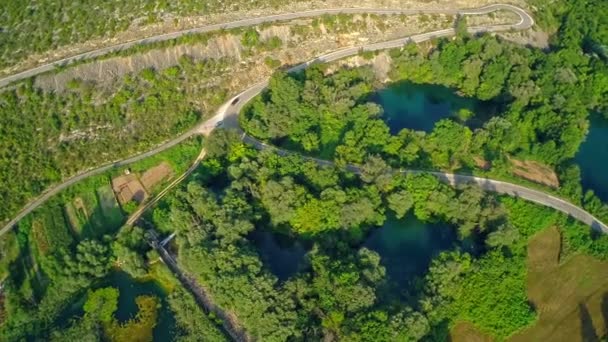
[509,158,560,188]
[140,162,173,191]
[112,174,148,204]
[510,227,608,341]
[451,226,608,341]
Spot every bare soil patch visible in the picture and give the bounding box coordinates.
[500,28,550,50]
[112,174,148,204]
[526,226,560,277]
[141,162,173,191]
[509,158,559,188]
[473,156,491,170]
[509,227,608,342]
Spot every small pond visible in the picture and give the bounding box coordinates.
[56,270,176,341]
[363,214,457,285]
[575,114,608,202]
[371,82,493,133]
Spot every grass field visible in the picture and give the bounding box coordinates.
[61,182,125,239]
[450,225,608,342]
[97,184,124,229]
[0,233,19,282]
[510,227,608,341]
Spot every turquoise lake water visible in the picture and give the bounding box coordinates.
[371,82,492,133]
[253,214,456,287]
[575,114,608,201]
[363,214,456,285]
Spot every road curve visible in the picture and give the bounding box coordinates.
[238,135,608,234]
[0,4,532,88]
[10,4,598,239]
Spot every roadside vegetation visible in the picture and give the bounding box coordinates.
[0,138,209,340]
[0,0,311,70]
[241,0,608,226]
[0,54,221,224]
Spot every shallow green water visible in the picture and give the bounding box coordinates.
[57,270,176,341]
[575,114,608,201]
[104,271,176,341]
[363,214,456,285]
[372,82,490,133]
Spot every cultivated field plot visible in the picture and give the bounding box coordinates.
[97,185,124,228]
[510,227,608,341]
[31,204,73,256]
[509,158,560,188]
[112,174,148,204]
[62,184,125,238]
[140,162,173,191]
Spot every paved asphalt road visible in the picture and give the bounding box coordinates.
[6,4,605,237]
[0,4,531,88]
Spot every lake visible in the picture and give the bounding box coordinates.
[363,214,456,285]
[371,82,492,133]
[575,114,608,202]
[251,215,457,287]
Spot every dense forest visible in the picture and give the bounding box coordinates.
[241,0,608,224]
[1,0,608,341]
[0,220,226,341]
[145,131,608,340]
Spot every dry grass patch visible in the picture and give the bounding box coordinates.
[509,227,608,342]
[140,162,173,191]
[509,158,559,188]
[451,321,494,342]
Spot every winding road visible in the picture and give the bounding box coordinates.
[0,4,530,88]
[3,4,607,236]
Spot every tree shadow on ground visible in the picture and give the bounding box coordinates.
[580,302,599,342]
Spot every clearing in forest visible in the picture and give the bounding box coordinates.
[509,158,559,188]
[509,226,608,341]
[450,226,608,341]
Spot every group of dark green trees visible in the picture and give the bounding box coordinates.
[1,0,608,340]
[0,218,224,341]
[148,130,608,340]
[241,0,608,225]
